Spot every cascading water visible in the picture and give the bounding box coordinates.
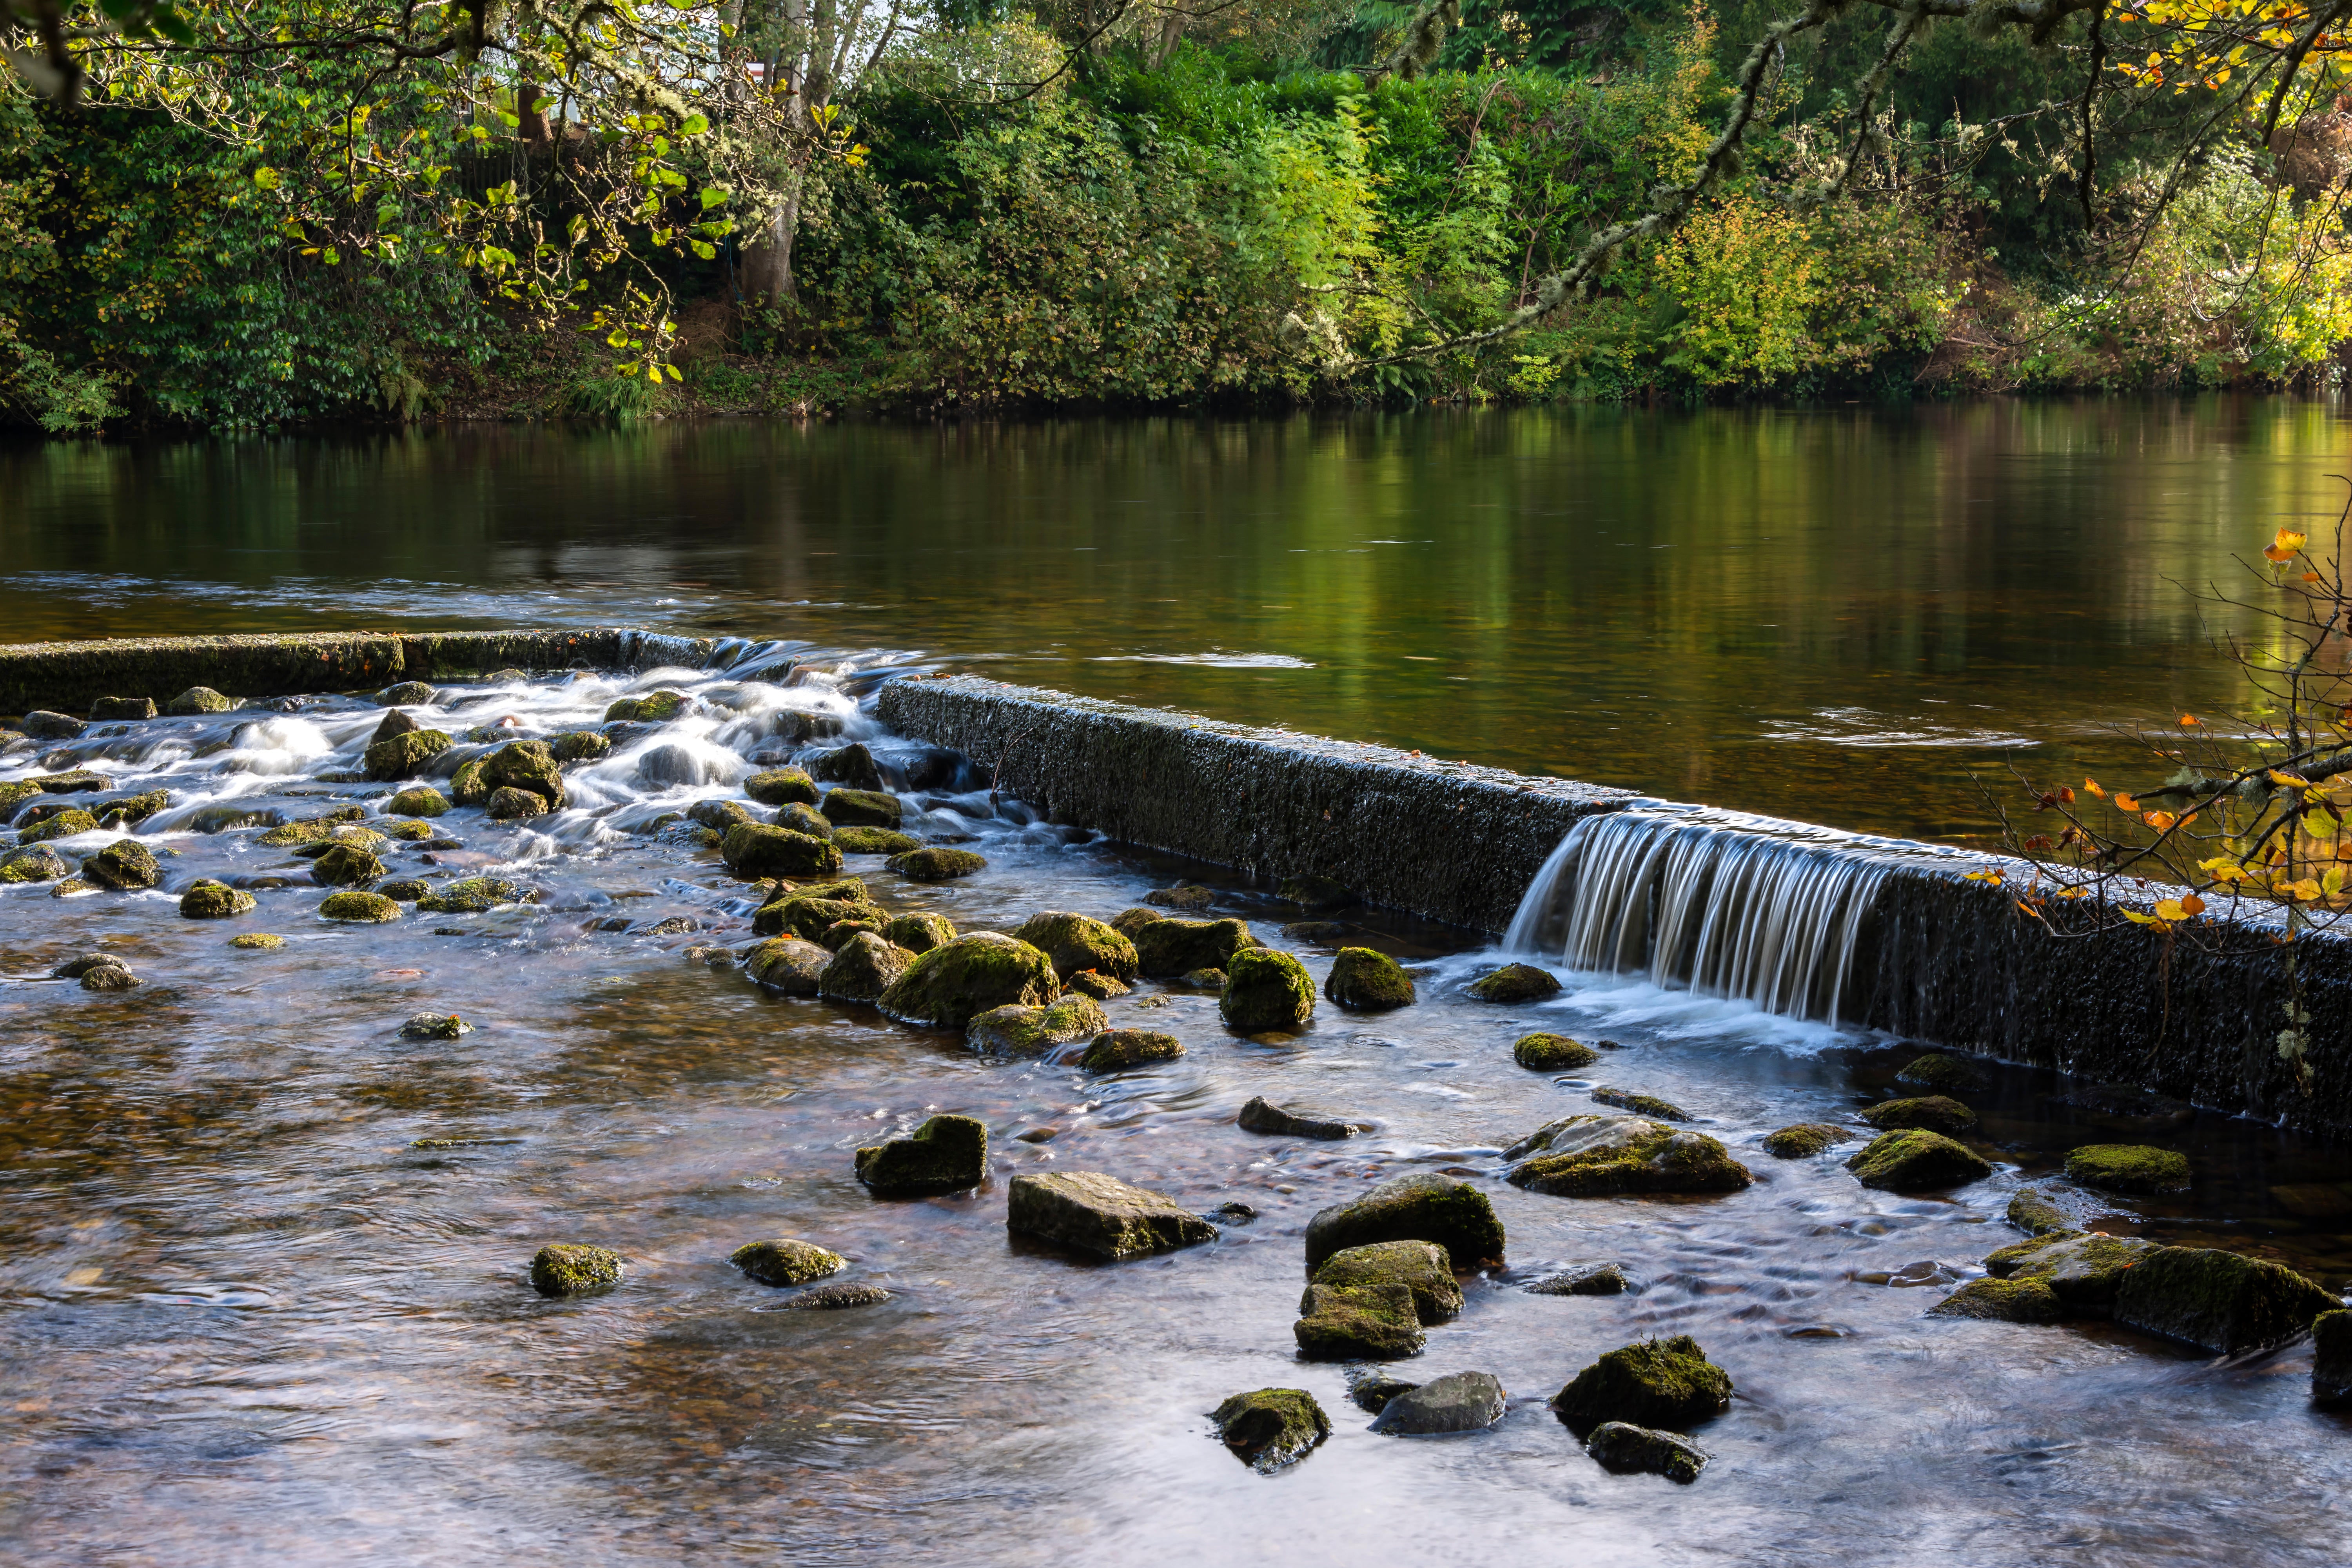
[1505,802,1982,1025]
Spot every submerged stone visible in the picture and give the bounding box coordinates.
[530,1243,623,1297]
[1143,884,1214,910]
[229,933,285,950]
[1238,1096,1353,1141]
[166,686,234,715]
[1844,1129,1992,1192]
[887,846,986,881]
[1307,1240,1461,1325]
[400,1012,472,1040]
[1221,948,1316,1031]
[2111,1245,2340,1354]
[876,933,1056,1030]
[2064,1143,2191,1194]
[1469,963,1561,1003]
[1529,1262,1633,1296]
[855,1113,987,1196]
[780,1282,891,1309]
[819,932,915,1004]
[1928,1276,2066,1323]
[1504,1115,1753,1198]
[1324,947,1414,1011]
[1551,1336,1731,1436]
[1294,1281,1424,1361]
[881,911,956,954]
[1515,1033,1598,1071]
[1896,1052,1986,1091]
[1371,1371,1506,1436]
[1007,1170,1218,1260]
[1586,1422,1709,1483]
[1590,1087,1690,1121]
[1861,1096,1978,1135]
[966,995,1109,1056]
[1303,1172,1505,1273]
[1762,1123,1849,1159]
[747,937,831,995]
[730,1239,847,1287]
[1132,916,1258,978]
[81,840,160,889]
[2007,1189,2075,1236]
[722,823,844,880]
[180,880,256,919]
[1012,911,1140,984]
[319,891,401,923]
[1079,1029,1184,1072]
[1212,1388,1330,1474]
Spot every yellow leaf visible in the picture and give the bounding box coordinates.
[2123,910,2168,928]
[1964,867,2004,885]
[2084,779,2106,797]
[2270,769,2311,788]
[2114,793,2140,812]
[2154,899,2189,921]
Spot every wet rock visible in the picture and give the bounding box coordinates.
[79,962,138,991]
[1504,1115,1753,1198]
[1239,1096,1353,1141]
[379,820,435,844]
[448,758,489,806]
[81,840,160,889]
[530,1243,623,1297]
[377,681,436,706]
[182,804,279,834]
[1295,1281,1424,1360]
[855,1113,988,1196]
[967,995,1110,1056]
[550,730,609,764]
[1324,947,1414,1012]
[2064,1143,2190,1194]
[319,891,401,923]
[0,844,72,884]
[1181,967,1227,989]
[1108,906,1165,938]
[1304,1172,1505,1273]
[416,876,531,914]
[1279,874,1353,911]
[1370,1371,1506,1436]
[834,826,920,855]
[757,893,878,943]
[1307,1240,1461,1325]
[481,740,566,811]
[1013,911,1140,984]
[309,842,385,887]
[483,668,528,684]
[1590,1087,1690,1121]
[1007,1170,1218,1259]
[1896,1052,1986,1092]
[780,1282,891,1309]
[229,933,284,951]
[821,786,902,830]
[812,742,886,792]
[362,728,454,781]
[95,789,170,829]
[29,769,110,794]
[1469,963,1561,1003]
[603,690,689,723]
[691,799,761,833]
[747,937,831,995]
[2007,1189,2074,1236]
[372,708,421,744]
[730,1239,846,1287]
[1928,1276,2067,1323]
[876,933,1056,1030]
[2314,1309,2352,1408]
[180,880,256,919]
[1862,1096,1978,1135]
[1283,920,1352,944]
[292,826,386,860]
[745,767,819,807]
[1143,884,1214,911]
[1212,1388,1330,1474]
[1133,916,1259,978]
[818,918,881,951]
[1984,1231,2156,1314]
[399,1012,472,1040]
[1844,1129,1992,1192]
[1762,1123,1849,1159]
[819,932,915,1005]
[89,695,156,721]
[1586,1422,1709,1483]
[50,953,121,980]
[1529,1263,1633,1297]
[1221,948,1315,1031]
[633,744,710,788]
[1347,1370,1419,1414]
[881,911,955,954]
[1514,1033,1598,1071]
[887,846,985,882]
[723,823,844,880]
[385,786,450,818]
[0,780,37,820]
[1064,969,1130,1000]
[770,800,832,838]
[1551,1336,1730,1436]
[2045,1082,2195,1133]
[1080,1029,1184,1072]
[23,711,88,740]
[166,686,234,715]
[256,807,361,848]
[2111,1245,2341,1354]
[18,809,98,844]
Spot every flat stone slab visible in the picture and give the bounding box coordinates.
[1005,1171,1219,1261]
[1369,1371,1507,1435]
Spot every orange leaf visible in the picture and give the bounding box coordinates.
[2084,778,2106,797]
[2181,893,2207,915]
[2145,810,2178,831]
[2114,793,2140,812]
[2179,713,2200,726]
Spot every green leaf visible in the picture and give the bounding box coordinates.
[681,113,709,137]
[690,240,716,260]
[699,186,726,210]
[253,167,282,190]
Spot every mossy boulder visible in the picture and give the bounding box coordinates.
[1212,1388,1330,1474]
[1861,1096,1978,1136]
[745,766,819,806]
[180,880,256,919]
[78,960,136,989]
[689,799,759,833]
[2007,1189,2075,1236]
[1294,1282,1425,1361]
[23,710,87,739]
[449,758,488,806]
[257,807,361,848]
[1064,969,1129,1000]
[822,787,901,829]
[1182,967,1227,990]
[378,681,436,705]
[818,932,915,1005]
[1221,948,1316,1031]
[1586,1422,1710,1483]
[0,780,40,820]
[166,686,234,715]
[550,730,609,763]
[378,820,435,844]
[309,842,385,887]
[967,995,1109,1056]
[1550,1336,1731,1436]
[481,740,566,811]
[385,786,449,818]
[855,1113,987,1196]
[96,790,169,828]
[876,933,1056,1029]
[603,689,689,722]
[1144,884,1214,910]
[818,918,882,952]
[362,728,453,781]
[1762,1123,1849,1159]
[886,846,985,881]
[1504,1115,1753,1197]
[230,932,284,950]
[19,809,98,844]
[722,823,844,880]
[1133,916,1258,978]
[1515,1032,1598,1071]
[1107,906,1163,938]
[1469,962,1561,1003]
[1080,1029,1184,1072]
[415,876,530,914]
[530,1243,623,1297]
[81,840,160,889]
[778,1281,891,1310]
[1238,1097,1353,1140]
[1927,1276,2066,1323]
[771,800,831,837]
[729,1239,846,1287]
[1983,1231,2156,1314]
[1324,947,1414,1011]
[2111,1245,2341,1354]
[1306,1240,1461,1325]
[0,843,72,883]
[1303,1172,1505,1273]
[1013,911,1140,984]
[2064,1143,2191,1194]
[2314,1310,2352,1408]
[746,937,830,995]
[812,743,885,791]
[834,826,920,855]
[757,893,877,943]
[1590,1087,1690,1121]
[1845,1129,1993,1191]
[1005,1170,1218,1259]
[86,695,155,721]
[1896,1052,1985,1091]
[882,911,955,954]
[319,890,401,923]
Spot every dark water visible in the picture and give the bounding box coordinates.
[5,405,2352,1565]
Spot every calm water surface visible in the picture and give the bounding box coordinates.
[4,404,2352,1565]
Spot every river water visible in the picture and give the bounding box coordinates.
[4,403,2351,1564]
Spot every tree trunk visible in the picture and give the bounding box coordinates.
[518,80,551,144]
[739,176,803,305]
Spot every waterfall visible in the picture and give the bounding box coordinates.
[1505,803,1979,1025]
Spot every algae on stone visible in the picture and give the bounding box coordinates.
[1220,948,1315,1031]
[180,880,256,919]
[855,1113,987,1196]
[730,1239,846,1287]
[1132,916,1258,978]
[1504,1115,1753,1197]
[1515,1033,1599,1071]
[1064,969,1130,1000]
[362,728,453,781]
[1550,1335,1731,1436]
[1107,906,1164,938]
[1761,1123,1849,1159]
[1860,1096,1978,1135]
[1294,1281,1425,1361]
[550,730,610,763]
[818,932,915,1005]
[81,840,161,889]
[722,822,844,880]
[746,937,830,995]
[319,890,401,922]
[0,843,72,883]
[1012,911,1140,984]
[230,933,285,950]
[1983,1231,2155,1314]
[1844,1129,1992,1192]
[1079,1029,1184,1072]
[1212,1388,1330,1474]
[1927,1276,2066,1323]
[1590,1087,1690,1121]
[770,800,832,838]
[1303,1171,1505,1272]
[18,809,98,844]
[485,787,548,821]
[309,842,385,887]
[1469,963,1561,1003]
[2007,1189,2074,1236]
[481,740,566,811]
[875,933,1056,1030]
[1306,1240,1462,1325]
[166,686,234,715]
[745,767,819,806]
[530,1243,623,1297]
[2111,1245,2339,1354]
[2064,1143,2190,1194]
[1324,947,1414,1011]
[887,846,985,881]
[834,826,921,855]
[881,911,955,954]
[822,787,902,829]
[967,995,1109,1056]
[1005,1170,1218,1259]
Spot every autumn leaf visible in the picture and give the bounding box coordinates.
[1964,867,2004,885]
[2123,910,2171,930]
[2084,779,2106,797]
[2145,810,2178,831]
[2114,793,2140,812]
[2180,893,2206,915]
[2269,769,2312,788]
[2154,899,2191,921]
[2179,714,2200,726]
[2265,527,2308,564]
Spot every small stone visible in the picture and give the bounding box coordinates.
[1469,963,1561,1003]
[886,846,985,881]
[1079,1029,1185,1072]
[1590,1087,1690,1121]
[1212,1388,1330,1473]
[1347,1370,1419,1415]
[1370,1370,1506,1435]
[89,696,156,721]
[1896,1051,1985,1091]
[1586,1422,1709,1483]
[230,933,285,951]
[1861,1096,1979,1135]
[415,876,530,914]
[1550,1336,1730,1436]
[1504,1115,1752,1197]
[1844,1129,1992,1192]
[179,880,256,919]
[855,1114,987,1196]
[1324,947,1414,1011]
[967,995,1110,1056]
[1528,1263,1631,1296]
[820,786,901,829]
[2007,1189,2074,1236]
[309,842,385,887]
[319,891,401,923]
[0,844,73,884]
[530,1243,623,1296]
[690,799,761,833]
[819,931,915,1005]
[378,879,429,902]
[1181,967,1227,989]
[880,912,956,954]
[1307,1240,1461,1324]
[1238,1096,1353,1141]
[1304,1172,1505,1273]
[722,822,844,880]
[730,1239,846,1287]
[1294,1281,1424,1361]
[1005,1170,1218,1259]
[746,937,833,995]
[166,686,234,715]
[779,1282,891,1309]
[1927,1277,2066,1323]
[1221,948,1316,1031]
[1132,917,1258,977]
[1515,1033,1598,1071]
[745,767,819,806]
[378,819,435,842]
[400,1013,472,1040]
[81,840,160,889]
[2064,1143,2191,1194]
[1761,1123,1849,1158]
[22,711,88,740]
[80,964,140,991]
[2314,1309,2352,1408]
[1012,911,1140,984]
[550,730,609,763]
[1064,969,1129,1000]
[1143,884,1214,910]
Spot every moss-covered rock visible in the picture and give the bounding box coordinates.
[319,890,401,922]
[769,800,831,838]
[812,742,885,791]
[822,787,901,829]
[415,876,530,914]
[81,840,160,889]
[2064,1143,2191,1194]
[834,826,920,855]
[855,1113,987,1195]
[1181,967,1227,989]
[1080,1029,1184,1072]
[399,1012,471,1040]
[967,995,1109,1056]
[24,710,87,740]
[818,932,915,1005]
[729,1239,846,1287]
[309,842,385,887]
[876,933,1056,1029]
[881,911,955,954]
[1927,1276,2065,1323]
[1294,1282,1425,1361]
[603,689,688,723]
[363,728,453,781]
[1861,1095,1978,1135]
[180,880,256,919]
[722,822,844,880]
[1212,1388,1330,1474]
[27,768,110,794]
[1144,884,1214,910]
[687,799,758,833]
[756,893,878,943]
[1324,947,1414,1011]
[1983,1231,2156,1314]
[292,826,386,859]
[1528,1263,1632,1296]
[378,819,435,844]
[96,789,170,828]
[1064,969,1130,1000]
[255,807,360,848]
[818,918,881,951]
[1306,1240,1462,1325]
[1896,1052,1985,1091]
[550,730,609,764]
[1303,1172,1505,1273]
[1551,1336,1731,1436]
[1586,1421,1710,1483]
[1469,962,1562,1003]
[0,843,72,883]
[51,952,124,979]
[1504,1115,1753,1197]
[166,686,234,715]
[0,780,41,820]
[2112,1245,2341,1353]
[1762,1123,1849,1158]
[78,961,138,991]
[449,757,488,806]
[1108,906,1164,938]
[777,1281,892,1309]
[1006,1169,1218,1259]
[481,740,565,811]
[18,808,98,843]
[385,786,450,818]
[745,766,819,806]
[1845,1129,1992,1191]
[1221,948,1316,1031]
[1590,1087,1690,1121]
[376,681,436,705]
[530,1243,623,1297]
[1013,911,1140,984]
[1133,916,1259,978]
[746,936,830,995]
[2007,1189,2075,1236]
[886,846,985,881]
[229,932,285,950]
[2314,1309,2352,1408]
[87,695,156,720]
[1238,1097,1353,1140]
